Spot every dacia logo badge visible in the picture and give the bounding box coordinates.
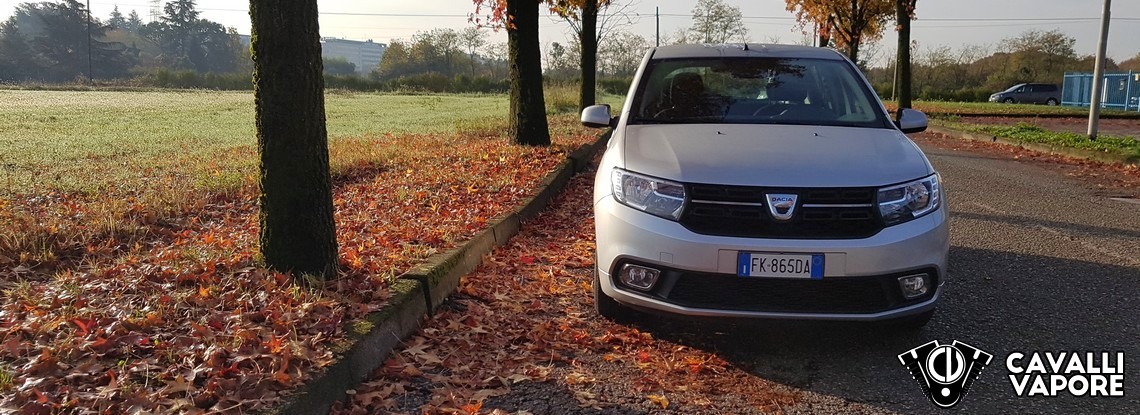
[765,193,797,221]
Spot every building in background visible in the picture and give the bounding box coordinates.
[1063,71,1140,111]
[321,38,387,75]
[236,35,387,76]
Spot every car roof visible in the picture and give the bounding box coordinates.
[649,43,847,61]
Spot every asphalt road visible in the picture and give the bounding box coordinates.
[634,140,1140,414]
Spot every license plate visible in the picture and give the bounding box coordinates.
[737,252,824,279]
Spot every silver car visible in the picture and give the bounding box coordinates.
[581,44,948,328]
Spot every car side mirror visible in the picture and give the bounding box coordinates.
[896,108,928,134]
[581,104,617,129]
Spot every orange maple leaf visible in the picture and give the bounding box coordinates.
[460,401,483,415]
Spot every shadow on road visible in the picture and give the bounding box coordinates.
[615,246,1140,414]
[954,211,1140,241]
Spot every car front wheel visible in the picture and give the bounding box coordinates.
[1046,98,1059,105]
[1003,98,1015,104]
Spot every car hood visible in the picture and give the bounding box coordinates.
[620,124,933,187]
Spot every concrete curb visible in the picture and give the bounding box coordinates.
[927,124,1139,166]
[268,130,611,415]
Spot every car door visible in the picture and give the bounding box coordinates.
[1023,85,1040,103]
[1033,85,1049,103]
[1043,85,1059,103]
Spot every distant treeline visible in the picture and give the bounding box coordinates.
[867,29,1140,102]
[3,69,632,96]
[9,1,1139,102]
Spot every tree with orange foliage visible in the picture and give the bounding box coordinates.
[473,0,551,146]
[786,0,893,66]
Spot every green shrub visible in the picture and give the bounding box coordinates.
[545,83,579,114]
[325,75,386,91]
[598,77,633,95]
[948,121,1140,158]
[136,70,253,90]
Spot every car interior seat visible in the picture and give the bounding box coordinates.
[664,72,705,117]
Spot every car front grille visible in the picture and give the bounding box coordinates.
[681,184,883,239]
[618,267,938,315]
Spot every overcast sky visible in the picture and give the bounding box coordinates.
[3,0,1139,66]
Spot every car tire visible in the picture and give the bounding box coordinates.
[892,309,935,330]
[1046,98,1058,106]
[593,265,633,323]
[1002,98,1015,104]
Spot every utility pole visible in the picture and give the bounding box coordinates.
[85,0,93,83]
[655,6,659,47]
[1088,0,1111,140]
[149,0,160,23]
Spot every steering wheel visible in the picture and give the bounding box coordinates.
[752,102,795,117]
[653,106,679,118]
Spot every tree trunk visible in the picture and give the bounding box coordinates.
[469,51,477,78]
[250,0,339,278]
[578,0,598,112]
[895,0,914,109]
[848,40,860,66]
[818,16,833,48]
[507,0,551,146]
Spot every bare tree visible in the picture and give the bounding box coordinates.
[483,41,507,79]
[598,30,650,76]
[688,0,749,43]
[459,26,487,77]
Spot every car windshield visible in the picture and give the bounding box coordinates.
[629,57,891,128]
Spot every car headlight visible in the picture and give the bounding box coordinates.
[611,168,686,220]
[878,174,940,226]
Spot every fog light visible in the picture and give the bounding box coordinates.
[898,274,930,299]
[619,264,660,291]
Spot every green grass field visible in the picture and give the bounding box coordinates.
[0,88,624,195]
[0,90,516,193]
[938,121,1140,160]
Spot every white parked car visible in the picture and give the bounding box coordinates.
[581,44,947,328]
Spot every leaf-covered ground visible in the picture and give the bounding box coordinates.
[0,125,596,413]
[332,164,804,415]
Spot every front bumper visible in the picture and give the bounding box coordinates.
[594,196,949,321]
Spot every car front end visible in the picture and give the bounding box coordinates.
[593,125,948,321]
